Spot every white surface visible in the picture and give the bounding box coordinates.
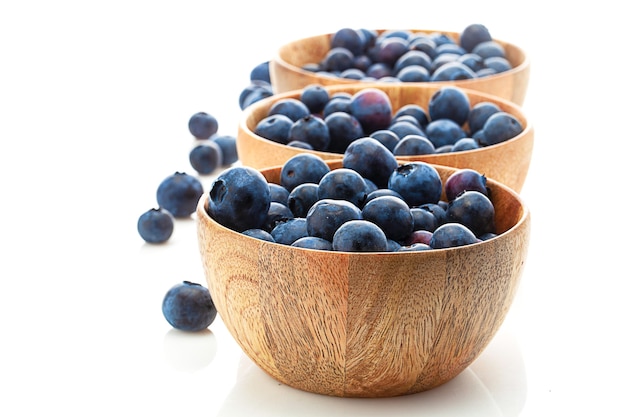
[1,1,624,415]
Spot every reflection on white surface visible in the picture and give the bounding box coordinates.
[212,328,525,417]
[162,328,218,372]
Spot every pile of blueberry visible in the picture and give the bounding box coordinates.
[206,138,498,252]
[254,84,523,155]
[302,24,512,83]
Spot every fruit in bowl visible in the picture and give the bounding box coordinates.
[237,83,533,192]
[195,152,530,397]
[269,24,530,105]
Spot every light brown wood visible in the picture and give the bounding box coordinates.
[237,83,534,193]
[269,29,530,105]
[196,161,531,398]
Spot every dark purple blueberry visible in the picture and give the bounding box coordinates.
[288,115,331,151]
[287,182,319,218]
[459,24,492,54]
[353,54,373,72]
[324,111,364,153]
[430,61,477,82]
[189,141,223,175]
[405,229,433,246]
[263,201,294,231]
[188,112,218,139]
[363,188,403,206]
[480,112,524,146]
[137,208,174,244]
[156,172,204,218]
[398,243,432,252]
[268,98,310,122]
[317,168,368,207]
[280,153,330,192]
[268,183,290,206]
[255,114,294,144]
[323,47,355,72]
[362,195,413,242]
[377,37,409,66]
[358,28,378,48]
[322,95,352,118]
[162,281,217,332]
[332,220,388,252]
[239,80,273,110]
[242,228,275,242]
[388,162,442,207]
[207,166,271,232]
[271,217,308,245]
[445,190,495,237]
[250,61,271,83]
[468,101,501,134]
[425,118,467,148]
[306,199,362,242]
[369,129,400,152]
[472,40,506,59]
[394,104,430,127]
[388,120,426,139]
[418,203,447,226]
[331,28,366,56]
[291,236,333,251]
[349,88,393,134]
[410,207,438,232]
[365,62,394,79]
[210,135,238,165]
[396,65,431,82]
[342,137,398,188]
[428,86,471,126]
[393,135,436,156]
[300,84,331,114]
[451,138,480,152]
[429,223,480,249]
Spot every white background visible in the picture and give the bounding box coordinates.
[1,1,624,415]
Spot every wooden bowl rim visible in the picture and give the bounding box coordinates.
[239,82,533,160]
[272,28,530,85]
[197,161,530,257]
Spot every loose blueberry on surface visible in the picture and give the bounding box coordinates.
[156,172,204,218]
[137,208,174,244]
[210,135,238,166]
[207,166,271,232]
[239,80,273,110]
[162,281,217,332]
[188,112,219,140]
[250,61,271,83]
[189,141,223,175]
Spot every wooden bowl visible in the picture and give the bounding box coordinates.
[270,29,530,105]
[196,160,531,398]
[237,83,534,193]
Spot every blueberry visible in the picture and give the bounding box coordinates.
[408,36,438,59]
[393,134,436,156]
[428,86,471,126]
[444,168,489,201]
[255,114,294,145]
[409,207,438,233]
[369,129,400,152]
[250,61,271,83]
[377,37,409,67]
[480,112,524,146]
[349,88,393,134]
[398,242,432,252]
[286,141,314,150]
[300,84,331,114]
[451,137,480,152]
[271,217,308,245]
[317,168,368,207]
[239,80,273,110]
[287,183,319,218]
[342,137,398,188]
[388,162,442,207]
[263,201,294,232]
[388,120,426,140]
[425,118,467,148]
[210,135,238,166]
[386,238,403,252]
[405,229,434,246]
[331,28,366,56]
[435,42,466,56]
[207,166,271,232]
[417,203,447,226]
[362,195,413,242]
[137,208,174,244]
[332,220,388,252]
[457,53,485,73]
[429,223,480,249]
[291,236,333,251]
[322,95,352,117]
[472,40,506,59]
[288,115,331,151]
[394,104,430,127]
[468,101,501,134]
[396,65,431,82]
[484,56,512,73]
[269,183,291,206]
[156,172,204,218]
[459,24,492,54]
[162,281,217,332]
[188,112,218,139]
[189,141,223,175]
[365,62,394,79]
[323,47,355,72]
[324,111,364,153]
[242,228,275,242]
[445,190,495,237]
[268,98,310,122]
[430,61,477,82]
[363,188,403,206]
[393,50,432,74]
[306,199,362,242]
[280,153,330,192]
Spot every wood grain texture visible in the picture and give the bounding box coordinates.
[237,83,534,192]
[196,161,530,397]
[269,29,530,105]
